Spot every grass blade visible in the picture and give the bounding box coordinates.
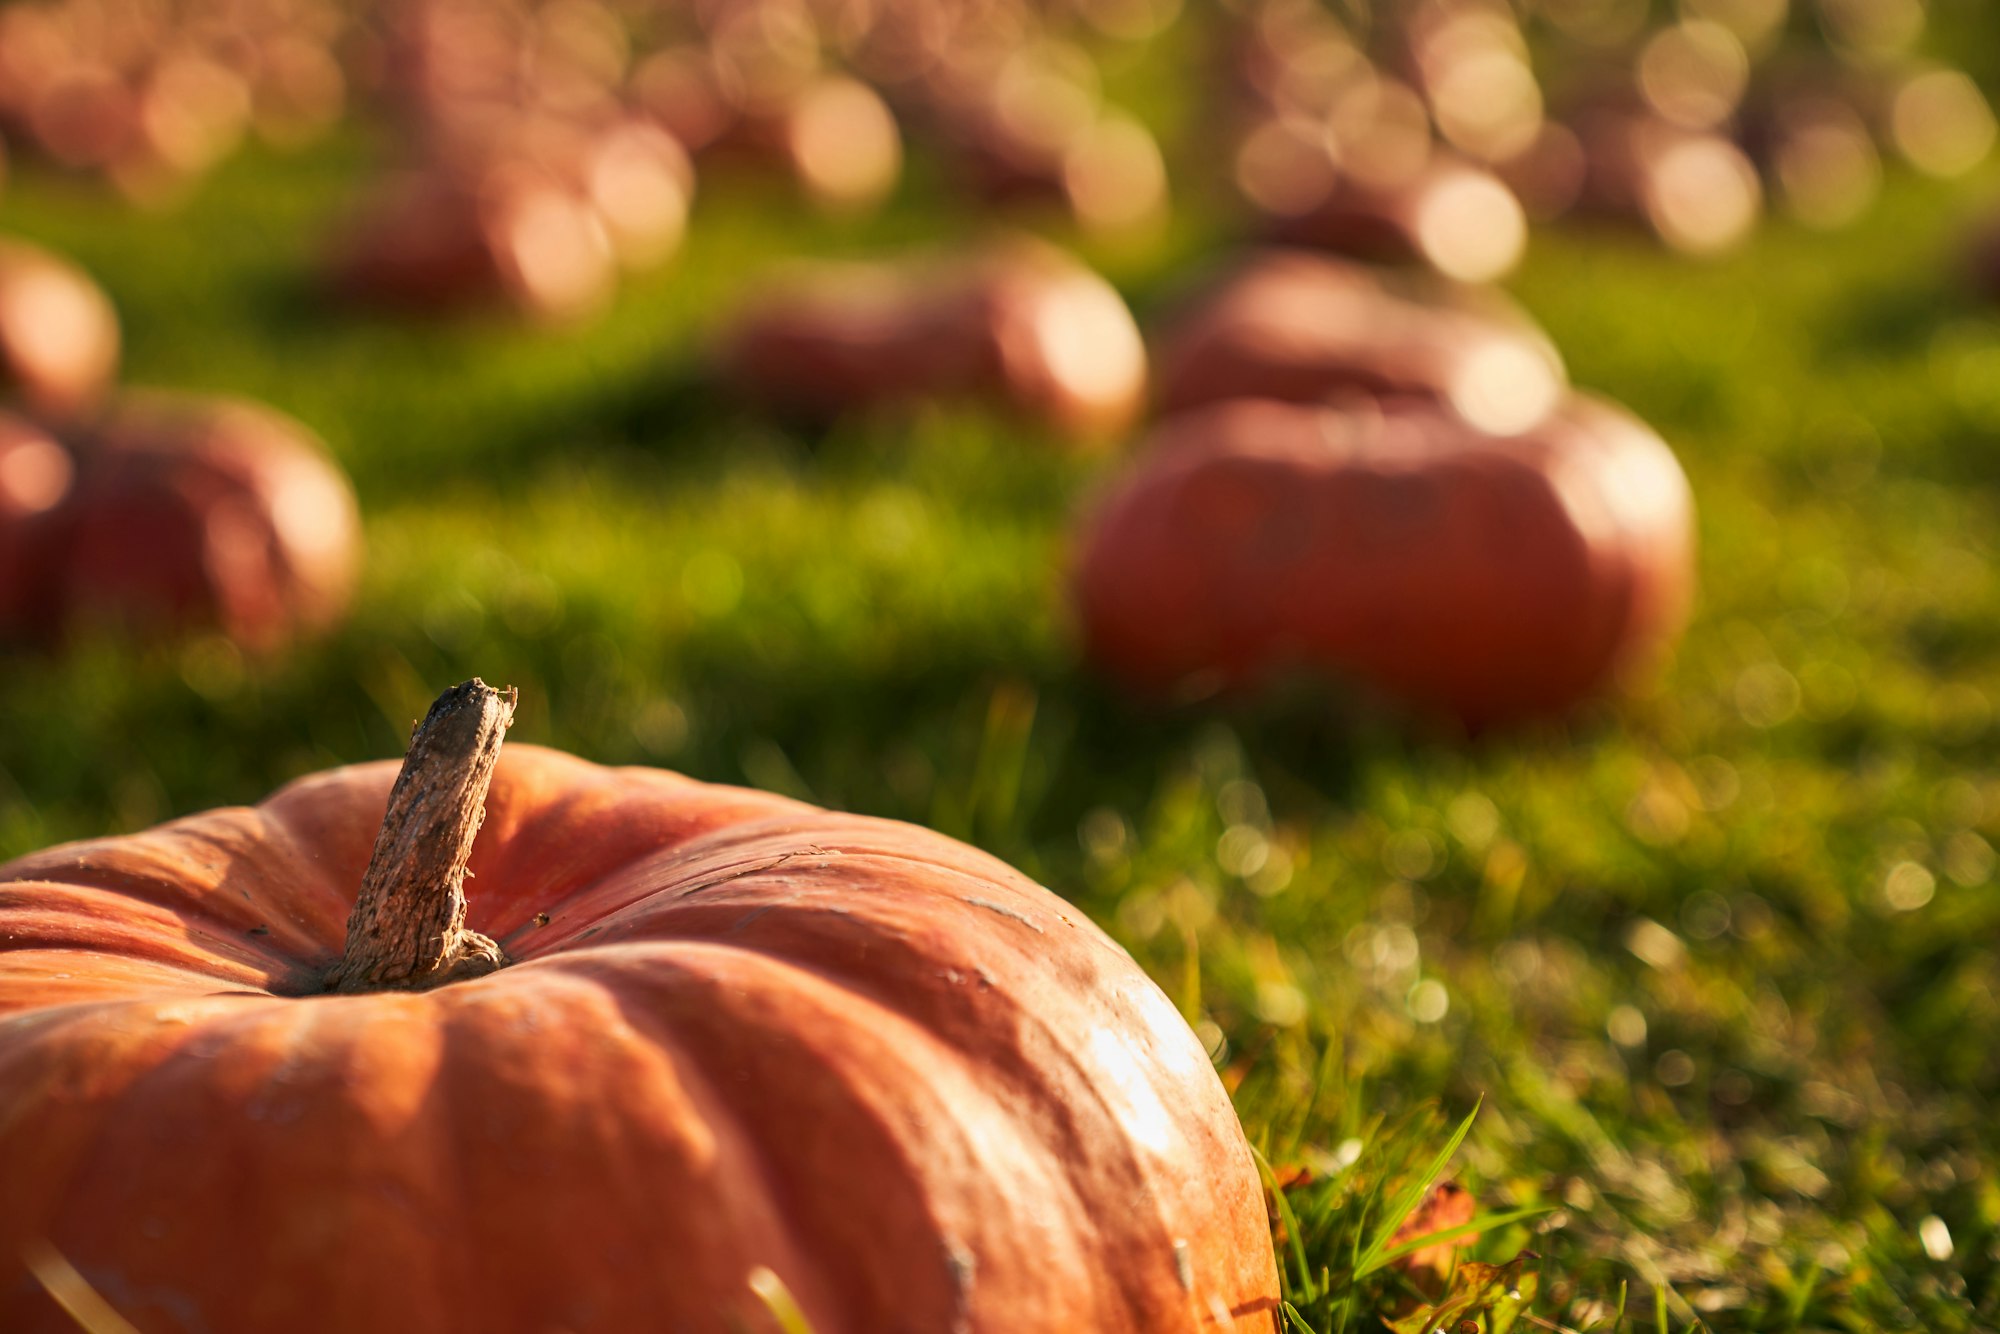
[1364,1204,1554,1270]
[1281,1301,1319,1334]
[1253,1143,1319,1297]
[748,1266,815,1334]
[1354,1096,1483,1278]
[22,1241,140,1334]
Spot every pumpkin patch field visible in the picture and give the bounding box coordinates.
[4,7,2000,1329]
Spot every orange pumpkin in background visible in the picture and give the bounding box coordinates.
[720,239,1150,444]
[1265,157,1530,285]
[0,413,70,630]
[1153,250,1566,438]
[694,73,904,214]
[1073,396,1694,726]
[0,238,120,419]
[0,393,359,651]
[1571,110,1764,256]
[0,681,1282,1333]
[326,161,620,321]
[326,117,693,322]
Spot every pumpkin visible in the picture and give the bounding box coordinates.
[0,392,359,650]
[1741,94,1880,231]
[1072,395,1694,726]
[1153,250,1566,438]
[1572,110,1763,255]
[326,159,621,321]
[0,414,71,631]
[695,74,903,215]
[1266,158,1529,285]
[938,86,1170,238]
[0,681,1282,1332]
[0,238,120,420]
[721,240,1149,443]
[327,121,692,316]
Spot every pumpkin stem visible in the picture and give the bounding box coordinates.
[323,678,515,993]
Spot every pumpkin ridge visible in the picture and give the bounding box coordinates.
[411,986,519,1331]
[557,941,1113,1332]
[551,845,1121,971]
[492,961,851,1332]
[0,951,276,1023]
[503,811,1106,964]
[534,910,1216,1327]
[0,882,307,986]
[0,805,354,960]
[469,800,873,946]
[423,752,816,943]
[0,992,288,1305]
[0,873,318,969]
[46,992,462,1332]
[246,799,381,943]
[495,842,840,958]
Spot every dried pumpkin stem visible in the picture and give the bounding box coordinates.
[324,679,515,993]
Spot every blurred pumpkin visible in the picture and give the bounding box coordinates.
[1572,109,1763,256]
[0,392,359,650]
[326,159,618,321]
[695,73,903,214]
[0,413,71,630]
[1266,157,1529,284]
[0,238,119,419]
[1072,395,1694,726]
[722,239,1149,443]
[0,680,1281,1333]
[1153,250,1566,438]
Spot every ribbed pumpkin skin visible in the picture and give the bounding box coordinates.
[0,746,1280,1334]
[1072,396,1694,726]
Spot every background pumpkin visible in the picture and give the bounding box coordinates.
[0,392,359,650]
[1071,395,1694,726]
[719,239,1149,444]
[0,682,1280,1333]
[1152,249,1566,439]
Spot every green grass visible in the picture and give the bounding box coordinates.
[6,110,2000,1329]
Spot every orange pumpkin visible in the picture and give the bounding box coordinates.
[0,392,359,650]
[1153,250,1565,438]
[720,240,1149,444]
[1572,110,1763,256]
[1072,396,1694,726]
[0,681,1281,1333]
[326,160,619,321]
[694,74,903,214]
[1265,158,1529,285]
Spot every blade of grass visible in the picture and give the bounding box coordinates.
[1281,1301,1319,1334]
[1354,1096,1483,1278]
[1365,1205,1555,1269]
[22,1241,140,1334]
[748,1266,815,1334]
[1253,1143,1319,1297]
[1783,1262,1822,1326]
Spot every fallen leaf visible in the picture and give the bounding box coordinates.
[1389,1179,1479,1290]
